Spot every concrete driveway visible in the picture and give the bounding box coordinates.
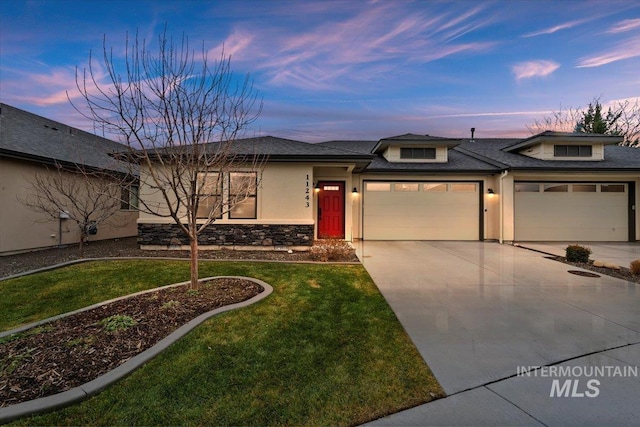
[516,241,640,267]
[357,241,640,426]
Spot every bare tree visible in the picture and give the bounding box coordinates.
[20,163,133,256]
[528,97,640,147]
[72,29,263,289]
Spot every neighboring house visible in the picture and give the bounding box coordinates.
[0,103,138,255]
[137,131,639,249]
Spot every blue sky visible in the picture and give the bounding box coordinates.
[1,0,639,142]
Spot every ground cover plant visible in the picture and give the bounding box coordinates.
[1,260,443,425]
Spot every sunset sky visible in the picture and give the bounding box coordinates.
[1,0,639,142]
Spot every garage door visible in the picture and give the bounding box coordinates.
[515,182,628,241]
[363,181,480,240]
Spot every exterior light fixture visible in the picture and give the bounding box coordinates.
[314,183,320,193]
[352,187,359,195]
[487,188,495,195]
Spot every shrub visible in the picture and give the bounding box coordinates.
[309,239,355,262]
[631,259,640,275]
[565,245,592,263]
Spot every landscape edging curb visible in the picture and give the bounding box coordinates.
[0,276,273,424]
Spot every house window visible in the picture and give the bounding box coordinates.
[229,172,257,219]
[423,183,447,192]
[197,172,223,219]
[394,183,419,192]
[120,185,139,210]
[400,147,436,159]
[366,182,391,192]
[515,183,540,192]
[554,145,592,157]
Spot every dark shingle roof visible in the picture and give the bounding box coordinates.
[459,138,640,170]
[316,140,379,154]
[503,130,623,152]
[0,103,130,173]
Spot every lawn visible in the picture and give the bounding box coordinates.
[2,260,444,426]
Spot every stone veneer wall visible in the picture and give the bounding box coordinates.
[138,223,314,247]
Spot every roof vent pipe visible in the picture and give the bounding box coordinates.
[470,127,475,142]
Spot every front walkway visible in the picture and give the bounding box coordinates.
[356,241,640,426]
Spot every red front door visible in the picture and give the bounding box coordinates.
[317,181,345,239]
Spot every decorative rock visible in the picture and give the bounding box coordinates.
[603,262,621,270]
[593,260,605,267]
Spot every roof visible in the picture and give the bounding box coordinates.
[459,138,640,171]
[503,130,623,153]
[373,133,462,153]
[0,103,131,174]
[144,135,374,172]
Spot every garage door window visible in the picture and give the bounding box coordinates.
[395,183,419,192]
[601,184,625,193]
[515,183,540,192]
[424,183,447,192]
[572,184,596,192]
[544,184,568,192]
[451,183,476,192]
[366,182,391,192]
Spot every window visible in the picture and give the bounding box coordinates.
[544,184,568,192]
[400,147,436,159]
[423,183,447,192]
[394,183,419,192]
[572,184,596,192]
[229,172,257,219]
[515,183,540,192]
[601,184,625,193]
[197,172,222,219]
[554,145,592,157]
[451,183,476,192]
[366,182,391,192]
[120,185,139,210]
[323,185,340,191]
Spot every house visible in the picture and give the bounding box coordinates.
[0,103,138,255]
[136,131,639,249]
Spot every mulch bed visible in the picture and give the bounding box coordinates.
[549,256,640,284]
[0,278,262,407]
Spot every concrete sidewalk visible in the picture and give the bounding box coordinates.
[517,241,640,267]
[356,241,640,426]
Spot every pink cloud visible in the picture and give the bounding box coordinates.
[522,19,589,37]
[607,18,640,34]
[577,36,640,67]
[512,60,560,81]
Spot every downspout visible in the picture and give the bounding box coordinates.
[499,170,509,244]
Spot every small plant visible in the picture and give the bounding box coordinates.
[309,239,355,262]
[100,314,137,332]
[565,244,592,263]
[631,259,640,275]
[186,289,199,297]
[161,300,181,310]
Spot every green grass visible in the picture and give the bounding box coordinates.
[3,260,444,426]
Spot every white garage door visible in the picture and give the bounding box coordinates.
[363,181,480,240]
[515,182,628,241]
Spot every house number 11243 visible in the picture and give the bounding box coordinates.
[305,174,311,207]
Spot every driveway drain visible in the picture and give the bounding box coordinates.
[568,270,601,278]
